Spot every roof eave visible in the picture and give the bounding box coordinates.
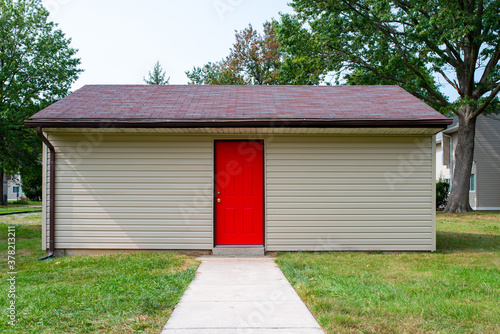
[442,126,459,134]
[25,118,453,129]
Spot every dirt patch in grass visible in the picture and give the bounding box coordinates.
[1,212,42,225]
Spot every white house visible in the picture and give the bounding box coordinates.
[2,173,25,202]
[7,174,25,201]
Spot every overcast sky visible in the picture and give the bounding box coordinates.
[42,0,293,90]
[42,0,458,100]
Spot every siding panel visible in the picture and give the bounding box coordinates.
[474,116,500,208]
[266,135,434,251]
[44,132,435,252]
[46,133,213,250]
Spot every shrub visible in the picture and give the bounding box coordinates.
[436,178,450,209]
[20,162,42,201]
[13,199,30,205]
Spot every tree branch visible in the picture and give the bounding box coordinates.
[437,69,460,93]
[395,0,463,65]
[475,46,500,96]
[356,1,458,104]
[374,24,450,106]
[467,46,480,96]
[471,82,500,119]
[338,1,450,106]
[342,51,447,107]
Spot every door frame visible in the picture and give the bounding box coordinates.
[213,139,265,247]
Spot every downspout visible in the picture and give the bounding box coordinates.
[443,134,453,186]
[36,128,56,260]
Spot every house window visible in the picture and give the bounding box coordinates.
[445,178,450,184]
[469,174,475,192]
[13,186,19,193]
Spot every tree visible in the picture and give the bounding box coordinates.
[0,0,82,205]
[144,60,170,85]
[186,58,246,85]
[19,128,42,201]
[278,0,500,213]
[275,17,332,85]
[186,21,325,85]
[20,161,42,201]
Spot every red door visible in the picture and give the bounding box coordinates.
[215,141,263,245]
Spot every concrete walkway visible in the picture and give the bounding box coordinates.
[161,256,324,334]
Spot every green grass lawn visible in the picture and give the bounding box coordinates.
[0,207,42,214]
[0,201,42,214]
[0,213,199,334]
[277,211,500,334]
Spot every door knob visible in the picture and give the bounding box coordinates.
[217,198,221,203]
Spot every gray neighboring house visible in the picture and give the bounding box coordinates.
[436,113,500,210]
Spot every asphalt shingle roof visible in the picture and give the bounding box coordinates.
[27,85,451,127]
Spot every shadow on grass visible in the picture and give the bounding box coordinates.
[437,231,500,253]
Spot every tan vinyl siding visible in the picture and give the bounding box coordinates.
[265,135,434,251]
[43,131,436,252]
[474,116,500,209]
[45,133,213,250]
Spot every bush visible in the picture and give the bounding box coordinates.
[436,178,450,209]
[13,199,30,205]
[20,162,42,201]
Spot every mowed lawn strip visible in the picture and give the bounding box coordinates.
[0,201,42,214]
[276,211,500,334]
[0,207,42,214]
[0,213,199,334]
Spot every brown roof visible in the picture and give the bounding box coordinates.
[26,85,452,128]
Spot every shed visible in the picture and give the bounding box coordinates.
[26,85,452,255]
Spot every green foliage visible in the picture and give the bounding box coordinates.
[279,0,500,113]
[20,161,42,201]
[12,199,29,205]
[0,0,82,203]
[186,21,324,85]
[436,177,450,209]
[186,22,278,85]
[144,60,170,85]
[186,60,246,85]
[280,0,500,213]
[0,206,40,214]
[275,15,330,85]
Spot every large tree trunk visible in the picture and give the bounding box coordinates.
[443,113,476,213]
